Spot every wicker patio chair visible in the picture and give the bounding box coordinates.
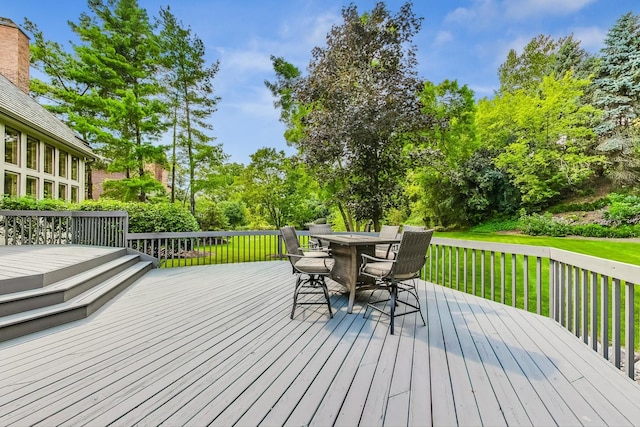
[375,224,400,259]
[359,229,434,335]
[308,223,333,251]
[280,226,334,319]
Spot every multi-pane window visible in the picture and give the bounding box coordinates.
[71,156,79,181]
[59,151,68,178]
[4,172,18,196]
[71,186,79,203]
[27,136,39,170]
[26,176,38,198]
[44,180,53,199]
[5,127,19,165]
[58,183,67,200]
[44,144,55,174]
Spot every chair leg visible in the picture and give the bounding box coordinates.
[320,276,333,318]
[390,284,396,335]
[291,275,302,319]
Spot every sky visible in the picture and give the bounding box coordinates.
[1,0,638,165]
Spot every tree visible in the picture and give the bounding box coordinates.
[158,7,225,215]
[498,34,595,95]
[409,79,480,226]
[477,73,603,209]
[592,12,640,186]
[26,0,168,202]
[266,2,431,231]
[240,148,323,229]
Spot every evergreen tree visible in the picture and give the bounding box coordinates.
[592,12,640,186]
[158,7,225,215]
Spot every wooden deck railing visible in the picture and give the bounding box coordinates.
[0,210,128,247]
[125,230,639,379]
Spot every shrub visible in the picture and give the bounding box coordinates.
[1,197,199,233]
[547,197,610,214]
[471,217,520,233]
[519,212,571,237]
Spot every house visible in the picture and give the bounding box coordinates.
[0,17,95,202]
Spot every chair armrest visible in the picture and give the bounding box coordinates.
[361,253,395,263]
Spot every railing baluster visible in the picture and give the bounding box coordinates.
[481,250,486,299]
[590,271,598,351]
[612,278,621,369]
[536,257,542,315]
[472,249,477,296]
[582,269,588,345]
[463,248,468,293]
[512,254,517,307]
[625,281,635,379]
[455,247,459,290]
[601,275,609,360]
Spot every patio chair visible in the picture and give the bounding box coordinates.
[359,229,434,335]
[375,224,400,259]
[309,223,333,251]
[280,226,330,260]
[281,226,334,319]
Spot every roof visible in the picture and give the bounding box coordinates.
[0,73,95,158]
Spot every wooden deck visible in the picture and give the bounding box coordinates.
[1,259,640,426]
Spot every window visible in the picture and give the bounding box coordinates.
[4,172,18,197]
[27,136,39,170]
[44,180,53,199]
[5,127,19,165]
[26,176,38,198]
[71,156,79,181]
[58,183,67,200]
[71,186,79,203]
[44,144,55,174]
[59,151,68,178]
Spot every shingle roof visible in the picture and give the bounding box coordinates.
[0,73,95,158]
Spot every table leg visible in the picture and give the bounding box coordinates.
[347,280,356,314]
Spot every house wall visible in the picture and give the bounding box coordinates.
[1,119,87,202]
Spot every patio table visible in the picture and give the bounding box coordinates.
[311,234,400,313]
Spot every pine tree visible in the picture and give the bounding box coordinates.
[158,7,225,215]
[593,12,640,186]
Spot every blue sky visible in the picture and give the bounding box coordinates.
[1,0,637,164]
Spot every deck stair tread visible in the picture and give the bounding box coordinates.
[0,262,152,329]
[0,255,140,306]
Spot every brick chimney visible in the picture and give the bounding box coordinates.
[0,17,30,94]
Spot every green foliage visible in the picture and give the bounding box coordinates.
[0,196,70,211]
[518,212,571,236]
[547,197,610,213]
[101,174,168,202]
[478,72,604,209]
[604,193,640,224]
[470,218,520,233]
[266,3,430,231]
[79,200,199,233]
[195,200,228,231]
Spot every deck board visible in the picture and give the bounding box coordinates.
[1,253,640,426]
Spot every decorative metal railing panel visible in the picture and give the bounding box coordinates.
[0,210,128,247]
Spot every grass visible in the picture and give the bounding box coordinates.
[432,231,640,349]
[436,231,640,266]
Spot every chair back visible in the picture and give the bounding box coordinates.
[309,224,333,248]
[378,225,399,239]
[401,225,425,234]
[392,230,434,277]
[280,226,301,264]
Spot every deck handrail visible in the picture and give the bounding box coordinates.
[0,210,128,247]
[125,230,639,380]
[1,213,637,380]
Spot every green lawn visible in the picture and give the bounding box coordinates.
[436,231,640,266]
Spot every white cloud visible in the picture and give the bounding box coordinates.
[570,26,607,51]
[444,0,500,29]
[504,0,597,19]
[434,31,454,46]
[223,50,273,74]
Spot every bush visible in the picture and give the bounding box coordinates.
[471,217,520,233]
[1,197,199,233]
[547,197,610,214]
[519,212,571,237]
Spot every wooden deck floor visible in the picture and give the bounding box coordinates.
[1,259,640,426]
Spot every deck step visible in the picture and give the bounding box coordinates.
[0,261,152,343]
[0,247,128,295]
[0,255,141,317]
